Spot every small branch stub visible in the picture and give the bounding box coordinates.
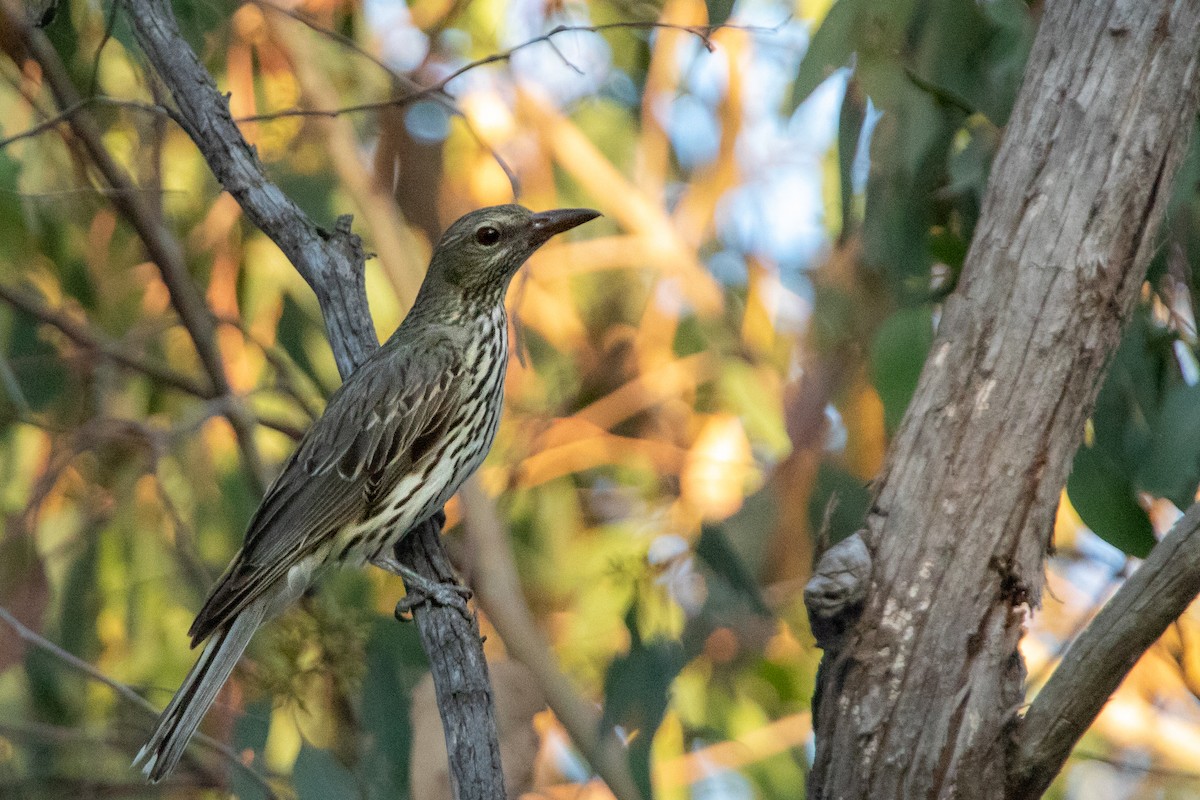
[804,531,871,649]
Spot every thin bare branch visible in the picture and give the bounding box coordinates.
[248,0,404,85]
[245,0,519,194]
[235,20,785,126]
[0,282,211,397]
[0,605,278,798]
[1070,748,1200,783]
[0,96,174,150]
[0,284,306,439]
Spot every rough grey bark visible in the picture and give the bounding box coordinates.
[396,517,506,799]
[123,0,507,796]
[807,2,1200,799]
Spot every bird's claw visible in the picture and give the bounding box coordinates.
[394,578,473,622]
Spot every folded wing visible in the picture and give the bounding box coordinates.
[187,336,462,645]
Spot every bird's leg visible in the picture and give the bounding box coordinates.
[371,511,473,621]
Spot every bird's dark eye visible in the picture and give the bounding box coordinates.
[475,226,501,246]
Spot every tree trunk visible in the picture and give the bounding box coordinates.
[808,1,1200,798]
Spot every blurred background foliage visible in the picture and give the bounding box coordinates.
[2,0,1200,797]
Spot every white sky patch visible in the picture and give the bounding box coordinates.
[505,0,612,103]
[363,0,428,72]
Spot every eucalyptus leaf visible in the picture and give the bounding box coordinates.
[602,604,686,798]
[1135,385,1200,509]
[869,307,934,434]
[294,743,361,800]
[1067,443,1155,558]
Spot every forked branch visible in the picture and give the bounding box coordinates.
[1011,502,1200,799]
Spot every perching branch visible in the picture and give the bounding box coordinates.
[1010,501,1200,799]
[121,0,508,796]
[393,515,507,800]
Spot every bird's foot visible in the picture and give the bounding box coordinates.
[395,581,473,621]
[390,564,473,622]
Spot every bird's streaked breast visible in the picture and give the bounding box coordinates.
[339,307,509,563]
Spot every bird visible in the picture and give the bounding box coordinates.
[134,204,600,782]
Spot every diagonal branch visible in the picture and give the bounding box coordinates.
[0,606,278,798]
[235,19,786,126]
[0,283,306,439]
[0,282,210,398]
[0,96,174,149]
[1010,501,1200,799]
[458,480,644,800]
[123,0,378,376]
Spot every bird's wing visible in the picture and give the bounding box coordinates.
[187,335,463,645]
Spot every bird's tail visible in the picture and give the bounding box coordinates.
[133,600,266,782]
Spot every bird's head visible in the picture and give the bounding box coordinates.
[422,204,600,305]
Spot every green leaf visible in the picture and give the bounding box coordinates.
[1067,442,1155,558]
[277,294,335,398]
[836,78,867,241]
[790,0,858,110]
[231,699,273,800]
[869,307,934,433]
[0,153,29,265]
[706,485,777,578]
[4,303,69,412]
[359,618,428,798]
[1136,385,1200,508]
[170,0,237,58]
[1091,312,1169,465]
[807,462,871,545]
[706,0,736,29]
[294,743,361,800]
[602,605,686,798]
[696,524,770,615]
[59,526,100,663]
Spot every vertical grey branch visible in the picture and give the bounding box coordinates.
[396,517,506,799]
